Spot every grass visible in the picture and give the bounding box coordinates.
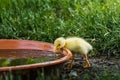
[0,0,120,80]
[0,0,120,56]
[0,0,120,55]
[0,66,120,80]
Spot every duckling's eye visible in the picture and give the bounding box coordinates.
[57,44,60,47]
[58,44,60,46]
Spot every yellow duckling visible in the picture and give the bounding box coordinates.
[54,37,92,68]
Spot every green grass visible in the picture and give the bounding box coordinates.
[0,0,120,56]
[0,67,120,80]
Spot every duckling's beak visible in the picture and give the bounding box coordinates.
[53,47,61,53]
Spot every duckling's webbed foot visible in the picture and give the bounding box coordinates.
[83,60,91,68]
[83,54,91,68]
[64,56,74,69]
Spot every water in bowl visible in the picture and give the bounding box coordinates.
[0,49,63,67]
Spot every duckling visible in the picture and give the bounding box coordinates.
[54,37,92,68]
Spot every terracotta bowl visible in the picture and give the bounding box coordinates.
[0,39,72,72]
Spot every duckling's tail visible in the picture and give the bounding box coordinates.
[88,43,93,51]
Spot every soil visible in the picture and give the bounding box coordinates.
[61,55,120,80]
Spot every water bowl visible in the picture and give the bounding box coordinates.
[0,39,72,72]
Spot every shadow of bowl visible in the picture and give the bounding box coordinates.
[0,39,72,72]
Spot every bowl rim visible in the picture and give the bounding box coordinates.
[0,39,72,71]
